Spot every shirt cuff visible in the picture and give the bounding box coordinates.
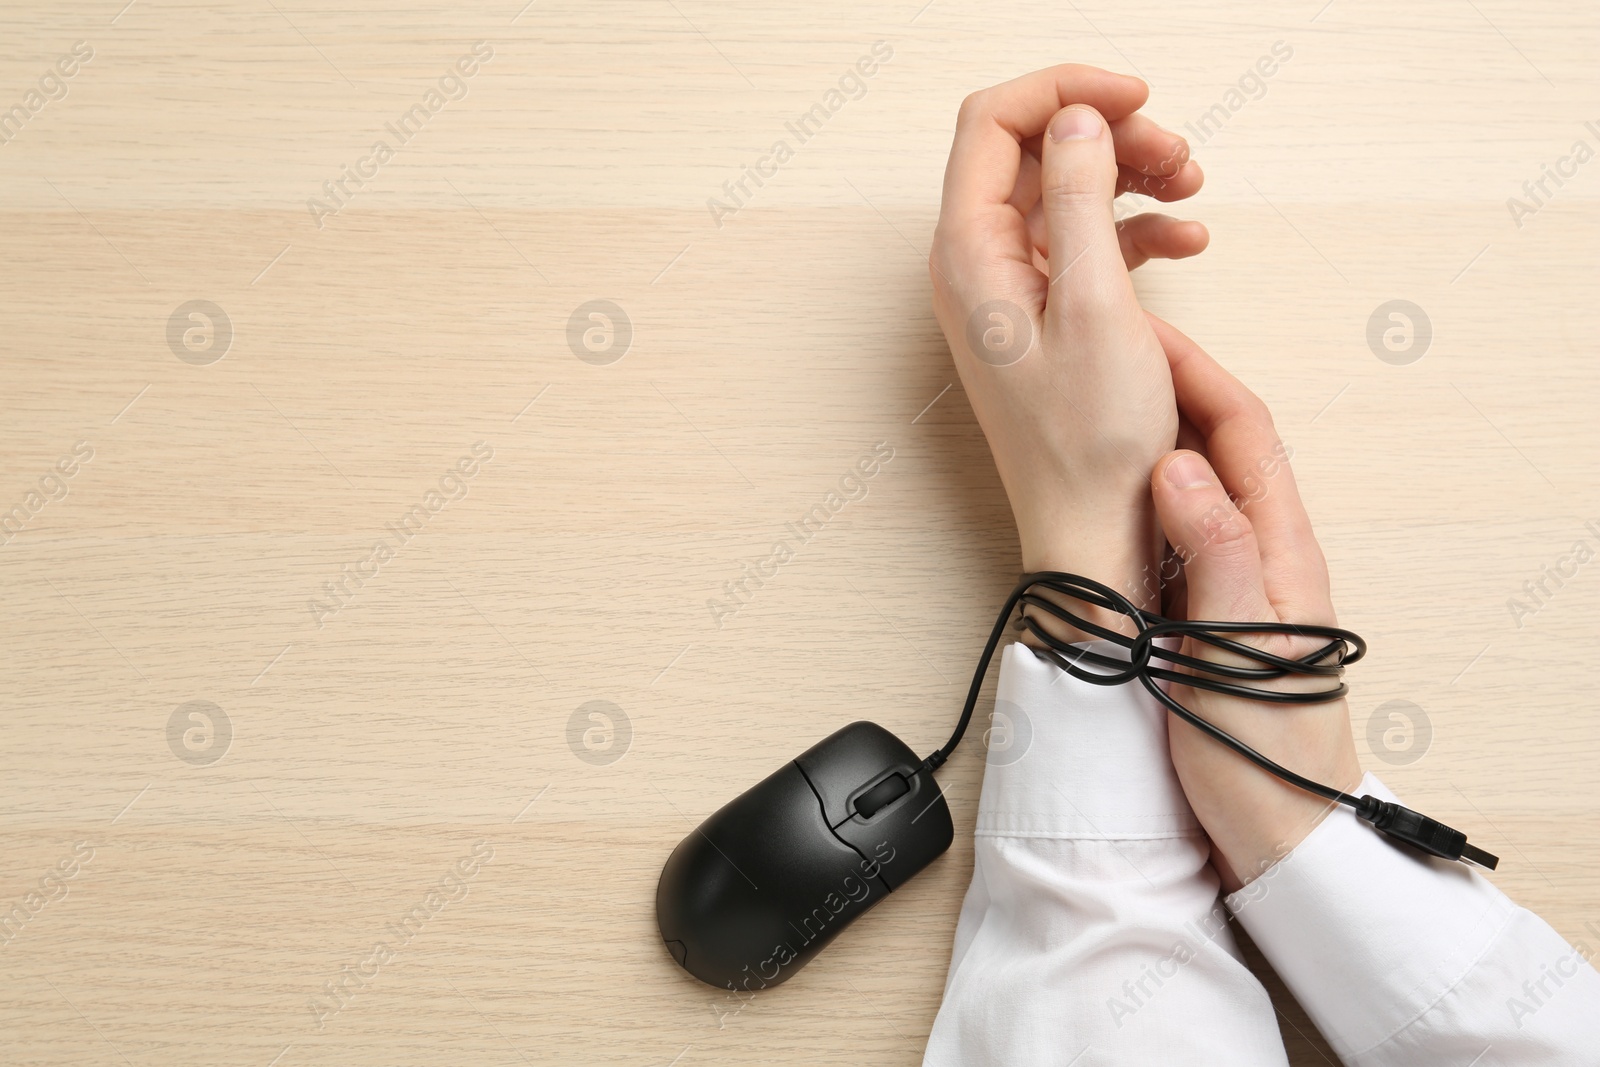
[1223,772,1516,1058]
[976,641,1200,841]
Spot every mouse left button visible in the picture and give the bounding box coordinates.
[654,761,889,991]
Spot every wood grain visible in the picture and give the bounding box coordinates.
[3,1,1597,1063]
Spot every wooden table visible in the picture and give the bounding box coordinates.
[4,2,1597,1063]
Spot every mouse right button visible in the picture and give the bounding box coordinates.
[796,721,919,827]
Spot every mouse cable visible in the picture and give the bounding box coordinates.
[919,571,1499,871]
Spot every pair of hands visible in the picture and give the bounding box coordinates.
[929,65,1362,890]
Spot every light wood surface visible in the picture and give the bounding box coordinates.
[4,2,1599,1064]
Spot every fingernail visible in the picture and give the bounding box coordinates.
[1048,107,1101,142]
[1165,452,1213,489]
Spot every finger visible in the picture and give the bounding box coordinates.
[1115,213,1209,269]
[1015,114,1188,221]
[1010,144,1043,227]
[1038,105,1134,319]
[1147,314,1333,622]
[1175,412,1206,455]
[1151,450,1275,624]
[1163,559,1190,621]
[1108,112,1190,177]
[1024,195,1047,259]
[1014,146,1052,262]
[1017,143,1199,262]
[1118,159,1205,202]
[1028,205,1208,269]
[942,66,1147,230]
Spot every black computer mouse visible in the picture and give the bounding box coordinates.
[655,720,954,991]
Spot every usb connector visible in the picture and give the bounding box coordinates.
[1355,796,1500,870]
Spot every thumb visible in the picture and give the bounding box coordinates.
[1040,105,1136,324]
[1151,451,1275,624]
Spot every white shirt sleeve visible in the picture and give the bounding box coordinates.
[923,642,1289,1066]
[1225,772,1600,1065]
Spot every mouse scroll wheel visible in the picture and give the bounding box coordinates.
[853,773,910,819]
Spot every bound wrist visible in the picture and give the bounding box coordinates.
[1018,508,1163,608]
[1017,531,1163,648]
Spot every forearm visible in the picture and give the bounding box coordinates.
[1011,479,1166,645]
[1228,774,1600,1064]
[925,642,1288,1065]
